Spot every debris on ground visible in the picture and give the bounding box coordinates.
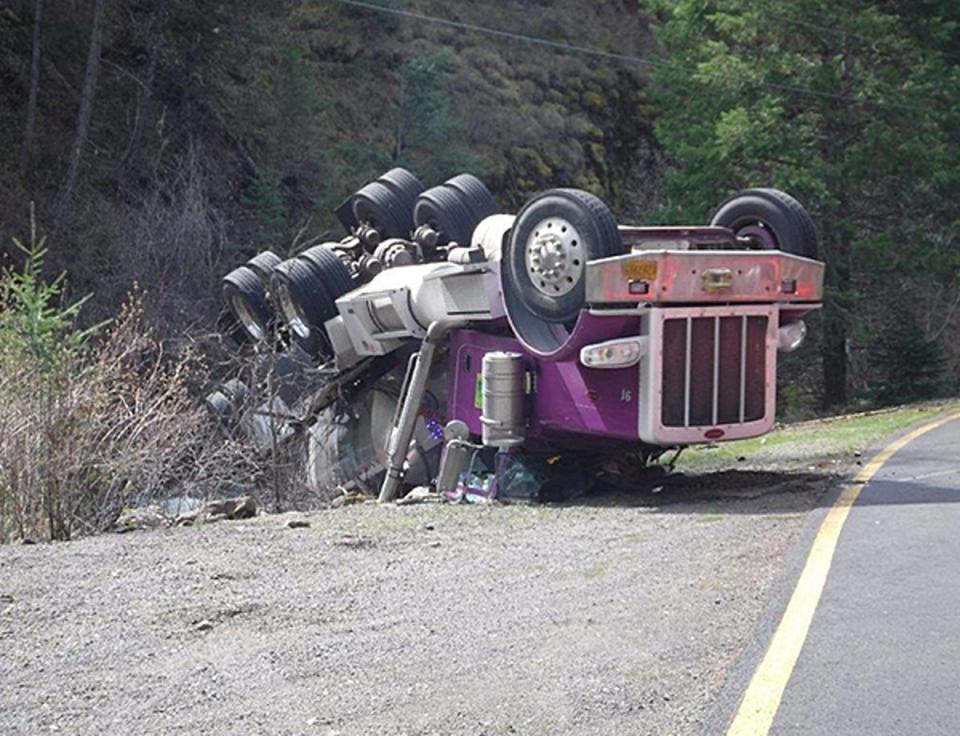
[330,492,372,508]
[396,486,443,505]
[113,505,168,533]
[334,534,371,549]
[113,495,258,533]
[176,496,258,526]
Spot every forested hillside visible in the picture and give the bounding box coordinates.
[1,0,958,411]
[0,1,656,323]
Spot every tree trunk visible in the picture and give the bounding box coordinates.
[392,74,406,162]
[117,23,160,190]
[19,0,43,177]
[54,0,105,229]
[819,37,856,410]
[821,300,849,409]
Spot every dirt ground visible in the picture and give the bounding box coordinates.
[0,470,836,736]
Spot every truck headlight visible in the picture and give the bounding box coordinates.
[580,337,648,369]
[777,320,807,352]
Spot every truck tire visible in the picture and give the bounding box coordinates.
[204,390,234,422]
[246,250,282,282]
[710,189,818,259]
[221,378,250,408]
[445,174,498,223]
[503,188,623,324]
[222,265,272,343]
[271,258,338,360]
[414,184,477,247]
[300,245,354,299]
[379,167,425,211]
[352,180,414,239]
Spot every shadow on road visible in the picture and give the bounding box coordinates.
[555,468,841,514]
[566,466,960,516]
[849,477,960,507]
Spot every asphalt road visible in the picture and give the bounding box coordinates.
[727,414,960,735]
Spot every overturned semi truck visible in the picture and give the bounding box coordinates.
[215,169,823,502]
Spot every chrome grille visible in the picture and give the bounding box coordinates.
[661,314,767,428]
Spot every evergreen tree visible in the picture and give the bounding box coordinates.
[394,50,484,181]
[648,0,960,408]
[870,313,945,406]
[244,168,287,248]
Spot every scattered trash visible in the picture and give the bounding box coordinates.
[113,505,167,533]
[176,496,258,526]
[497,452,548,502]
[396,486,443,505]
[286,518,311,529]
[330,492,371,508]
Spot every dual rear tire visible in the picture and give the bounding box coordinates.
[271,247,354,360]
[413,173,499,248]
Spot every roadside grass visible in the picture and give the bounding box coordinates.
[679,399,960,472]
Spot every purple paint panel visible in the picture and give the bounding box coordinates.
[447,330,524,438]
[531,358,640,441]
[447,318,643,444]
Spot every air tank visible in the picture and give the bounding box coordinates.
[480,351,527,448]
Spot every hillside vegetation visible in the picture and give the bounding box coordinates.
[0,0,656,323]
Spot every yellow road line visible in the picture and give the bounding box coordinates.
[727,410,960,736]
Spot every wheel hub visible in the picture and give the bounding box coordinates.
[232,294,265,341]
[525,217,583,297]
[736,221,778,250]
[277,282,310,340]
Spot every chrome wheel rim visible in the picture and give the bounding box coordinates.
[524,217,583,297]
[231,295,265,341]
[276,281,311,340]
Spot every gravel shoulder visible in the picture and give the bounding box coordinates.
[0,470,834,736]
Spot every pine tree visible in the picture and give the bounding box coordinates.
[648,0,960,409]
[393,50,484,181]
[870,314,945,406]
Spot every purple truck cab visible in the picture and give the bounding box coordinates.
[448,243,823,452]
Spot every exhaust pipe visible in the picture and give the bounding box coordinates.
[378,319,467,503]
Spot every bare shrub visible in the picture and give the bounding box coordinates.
[199,335,325,513]
[121,144,230,328]
[0,212,255,542]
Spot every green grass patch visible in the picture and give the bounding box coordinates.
[695,514,724,523]
[680,400,960,471]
